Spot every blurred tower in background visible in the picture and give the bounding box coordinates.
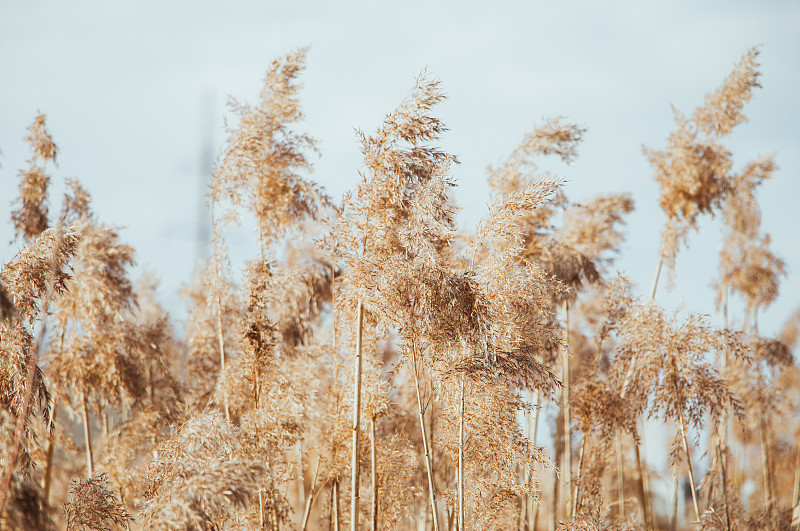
[196,92,215,263]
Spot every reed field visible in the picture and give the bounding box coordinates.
[1,46,799,531]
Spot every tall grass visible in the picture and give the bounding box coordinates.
[0,47,797,531]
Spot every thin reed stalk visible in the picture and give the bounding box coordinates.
[215,287,229,421]
[791,445,800,530]
[210,203,230,422]
[529,389,541,531]
[670,475,678,531]
[551,410,562,531]
[259,490,265,529]
[678,411,700,521]
[43,401,58,502]
[43,326,66,502]
[298,442,306,515]
[752,310,775,514]
[617,255,662,527]
[572,434,586,518]
[272,506,280,531]
[719,441,731,531]
[301,456,321,530]
[370,415,378,530]
[759,412,773,512]
[649,255,663,301]
[635,425,653,529]
[81,388,94,477]
[561,299,572,519]
[458,374,465,531]
[518,470,527,531]
[101,403,109,440]
[637,257,662,529]
[705,434,719,507]
[332,478,340,531]
[719,287,731,531]
[616,432,625,520]
[350,300,364,531]
[412,344,440,531]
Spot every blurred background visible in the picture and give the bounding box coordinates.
[2,0,799,512]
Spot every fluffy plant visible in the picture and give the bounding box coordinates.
[1,44,797,531]
[141,413,280,530]
[47,192,139,478]
[10,114,57,243]
[645,47,762,285]
[63,473,131,531]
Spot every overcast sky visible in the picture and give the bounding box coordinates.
[2,0,798,340]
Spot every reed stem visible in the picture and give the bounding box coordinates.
[791,444,800,530]
[412,352,440,531]
[679,411,700,521]
[371,415,378,530]
[561,300,572,519]
[81,388,94,477]
[350,301,364,531]
[458,374,465,531]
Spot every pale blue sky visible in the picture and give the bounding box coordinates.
[2,0,798,339]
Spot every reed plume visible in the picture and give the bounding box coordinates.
[64,473,131,531]
[0,44,796,531]
[10,114,57,243]
[645,47,762,284]
[212,46,329,255]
